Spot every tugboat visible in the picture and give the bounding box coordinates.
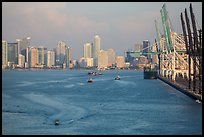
[54,119,60,125]
[87,78,93,83]
[143,66,157,79]
[115,75,120,80]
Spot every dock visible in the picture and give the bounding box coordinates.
[158,76,202,102]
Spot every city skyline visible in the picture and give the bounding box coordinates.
[2,2,202,60]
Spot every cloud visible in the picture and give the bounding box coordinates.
[2,2,112,56]
[2,2,202,59]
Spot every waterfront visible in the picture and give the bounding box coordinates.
[2,70,202,135]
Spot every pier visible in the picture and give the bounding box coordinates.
[127,3,202,101]
[158,76,202,101]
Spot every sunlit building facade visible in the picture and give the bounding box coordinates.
[84,43,92,58]
[30,47,38,68]
[47,50,55,68]
[107,48,116,66]
[116,56,125,69]
[2,40,8,67]
[93,35,101,66]
[18,54,25,68]
[56,41,66,66]
[98,50,108,69]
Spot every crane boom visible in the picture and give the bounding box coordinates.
[160,3,173,52]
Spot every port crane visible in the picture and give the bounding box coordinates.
[127,3,188,82]
[128,3,202,94]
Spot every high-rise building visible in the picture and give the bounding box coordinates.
[2,40,8,67]
[85,58,93,67]
[30,47,38,68]
[143,40,151,62]
[56,41,66,66]
[16,37,31,63]
[18,54,25,68]
[26,46,31,67]
[8,42,18,64]
[93,35,101,66]
[107,48,116,66]
[83,43,92,58]
[98,50,108,69]
[126,51,134,63]
[116,56,125,69]
[134,43,143,58]
[37,46,45,65]
[65,46,72,68]
[47,50,55,68]
[79,57,93,68]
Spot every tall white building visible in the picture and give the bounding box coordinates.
[98,50,108,69]
[83,43,92,58]
[107,48,116,66]
[47,50,55,67]
[2,40,8,67]
[56,41,66,65]
[93,35,101,66]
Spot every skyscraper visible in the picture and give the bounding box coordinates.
[30,47,38,68]
[107,48,116,66]
[2,40,8,67]
[116,56,125,69]
[47,50,55,68]
[68,47,72,68]
[93,35,101,66]
[143,40,151,62]
[18,54,25,68]
[134,43,143,58]
[56,41,66,66]
[16,37,31,63]
[98,50,108,69]
[8,42,18,64]
[37,46,45,65]
[26,46,31,67]
[83,43,92,58]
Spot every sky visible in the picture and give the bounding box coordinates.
[2,2,202,60]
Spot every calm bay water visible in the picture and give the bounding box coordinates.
[2,70,202,135]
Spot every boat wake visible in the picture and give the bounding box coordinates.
[23,93,90,125]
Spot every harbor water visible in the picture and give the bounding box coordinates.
[2,70,202,135]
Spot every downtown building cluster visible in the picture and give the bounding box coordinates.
[2,37,72,69]
[2,35,154,70]
[78,35,126,70]
[2,35,126,70]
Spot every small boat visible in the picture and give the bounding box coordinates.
[54,119,60,125]
[115,75,120,80]
[88,71,102,76]
[98,72,102,75]
[87,78,93,83]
